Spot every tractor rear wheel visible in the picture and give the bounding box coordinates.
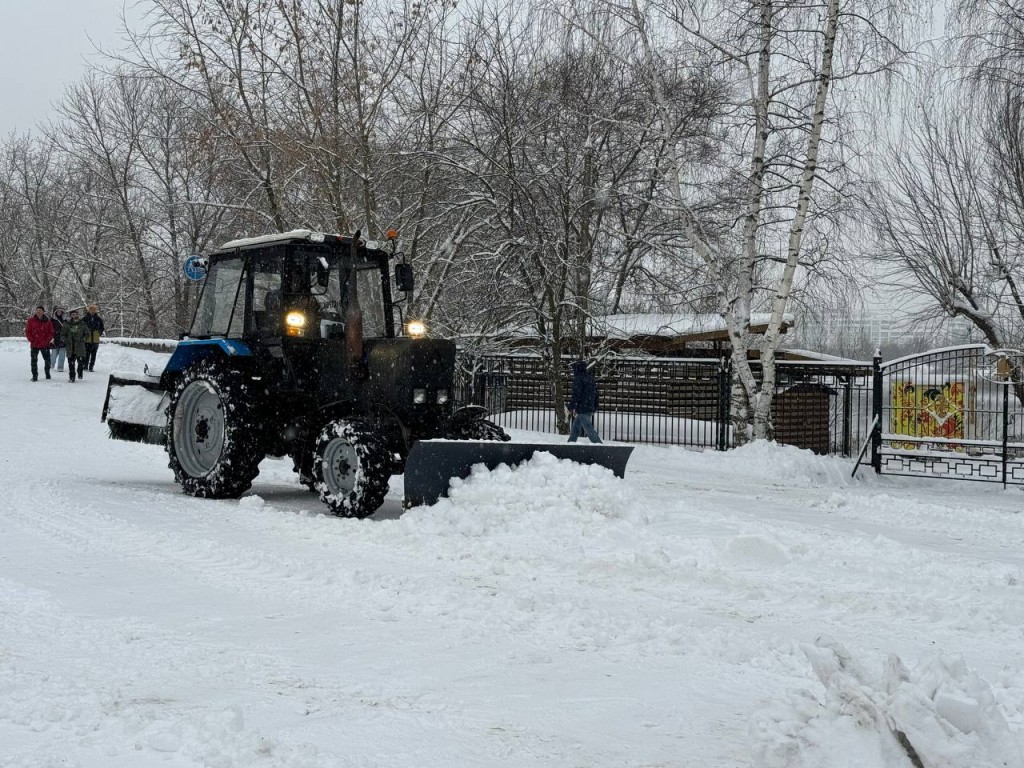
[166,362,262,498]
[312,419,391,518]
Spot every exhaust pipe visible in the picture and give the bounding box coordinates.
[345,230,363,367]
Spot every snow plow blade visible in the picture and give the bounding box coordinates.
[403,441,634,508]
[101,372,169,446]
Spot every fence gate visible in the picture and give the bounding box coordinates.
[872,344,1024,485]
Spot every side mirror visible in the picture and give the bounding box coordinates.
[395,263,414,293]
[316,256,330,288]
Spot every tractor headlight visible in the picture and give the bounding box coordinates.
[413,388,427,404]
[436,389,449,404]
[285,311,307,336]
[405,320,427,338]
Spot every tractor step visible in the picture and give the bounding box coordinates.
[403,440,634,508]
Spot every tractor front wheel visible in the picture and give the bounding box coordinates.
[312,419,391,518]
[166,362,262,498]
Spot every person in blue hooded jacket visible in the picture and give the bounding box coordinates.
[567,360,602,443]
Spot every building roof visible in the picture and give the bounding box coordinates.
[501,313,794,354]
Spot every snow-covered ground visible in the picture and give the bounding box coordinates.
[1,340,1022,767]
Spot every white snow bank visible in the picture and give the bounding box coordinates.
[628,439,866,490]
[0,339,170,373]
[751,637,1024,768]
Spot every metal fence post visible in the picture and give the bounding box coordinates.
[842,379,853,457]
[717,357,731,451]
[1002,383,1010,487]
[871,351,882,473]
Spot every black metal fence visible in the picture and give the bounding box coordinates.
[454,354,729,448]
[753,360,875,457]
[455,352,875,455]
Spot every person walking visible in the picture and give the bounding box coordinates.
[25,305,54,382]
[83,304,105,372]
[567,359,602,443]
[51,306,66,373]
[62,309,89,383]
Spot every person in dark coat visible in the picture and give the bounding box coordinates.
[25,305,54,382]
[51,307,66,372]
[567,359,602,443]
[62,309,89,383]
[83,304,105,372]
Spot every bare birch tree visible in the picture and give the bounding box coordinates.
[571,0,916,442]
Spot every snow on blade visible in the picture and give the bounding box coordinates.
[403,450,647,533]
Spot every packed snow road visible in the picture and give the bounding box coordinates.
[1,340,1022,767]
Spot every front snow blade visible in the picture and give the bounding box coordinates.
[101,373,169,446]
[403,440,634,508]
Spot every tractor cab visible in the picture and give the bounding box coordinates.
[187,233,392,344]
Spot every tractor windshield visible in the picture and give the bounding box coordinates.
[293,246,387,338]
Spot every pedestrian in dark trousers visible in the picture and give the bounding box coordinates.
[25,305,54,382]
[83,304,105,372]
[51,307,66,372]
[567,359,602,443]
[62,309,89,383]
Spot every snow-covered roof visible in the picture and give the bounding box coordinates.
[501,313,794,342]
[590,313,793,339]
[217,230,385,253]
[219,229,323,249]
[777,348,869,364]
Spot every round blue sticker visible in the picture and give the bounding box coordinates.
[183,255,207,281]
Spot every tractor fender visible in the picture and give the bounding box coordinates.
[161,339,253,390]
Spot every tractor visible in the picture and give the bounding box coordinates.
[102,230,632,516]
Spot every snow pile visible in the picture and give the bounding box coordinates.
[717,441,864,488]
[402,450,648,536]
[751,637,1024,768]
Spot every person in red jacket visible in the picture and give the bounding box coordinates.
[25,305,55,382]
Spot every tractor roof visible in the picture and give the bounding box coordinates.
[217,230,367,252]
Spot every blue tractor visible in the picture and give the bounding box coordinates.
[102,230,632,516]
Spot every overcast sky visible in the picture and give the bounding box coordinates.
[0,0,134,136]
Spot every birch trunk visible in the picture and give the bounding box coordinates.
[753,0,841,439]
[725,0,774,445]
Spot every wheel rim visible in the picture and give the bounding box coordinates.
[321,437,359,497]
[173,380,225,477]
